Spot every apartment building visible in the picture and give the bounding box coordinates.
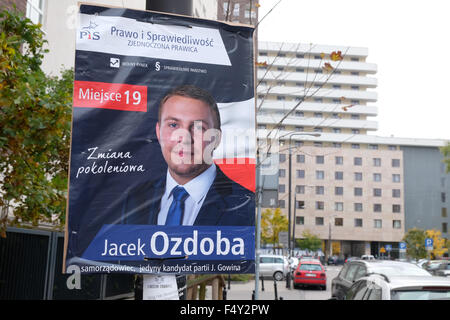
[257,41,449,257]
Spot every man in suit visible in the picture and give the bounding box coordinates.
[122,85,254,226]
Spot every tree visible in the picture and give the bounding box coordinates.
[403,228,427,260]
[296,230,322,252]
[261,207,288,247]
[0,9,73,236]
[425,229,448,259]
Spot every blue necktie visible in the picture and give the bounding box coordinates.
[165,186,189,226]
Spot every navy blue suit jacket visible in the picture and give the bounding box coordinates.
[121,166,255,226]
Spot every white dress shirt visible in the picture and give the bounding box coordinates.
[157,164,217,226]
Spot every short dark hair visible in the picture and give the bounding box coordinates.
[158,85,221,131]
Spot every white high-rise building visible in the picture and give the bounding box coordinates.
[257,41,448,258]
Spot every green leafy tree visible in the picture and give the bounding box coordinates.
[0,9,73,236]
[261,207,288,247]
[296,230,322,252]
[403,228,427,260]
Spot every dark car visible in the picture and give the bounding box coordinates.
[331,260,431,300]
[327,255,345,266]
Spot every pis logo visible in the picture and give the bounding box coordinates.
[80,20,100,40]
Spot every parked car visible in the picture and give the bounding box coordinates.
[423,260,450,275]
[327,255,345,265]
[331,260,431,300]
[259,254,290,281]
[361,254,376,261]
[345,256,360,263]
[345,274,450,300]
[432,261,450,277]
[293,260,327,290]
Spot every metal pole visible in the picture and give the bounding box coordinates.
[293,194,297,254]
[254,163,263,300]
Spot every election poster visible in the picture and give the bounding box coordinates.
[64,4,256,275]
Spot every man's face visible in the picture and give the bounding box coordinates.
[156,95,221,183]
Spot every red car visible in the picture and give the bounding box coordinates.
[293,260,327,290]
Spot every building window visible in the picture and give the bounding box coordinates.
[295,126,304,132]
[374,188,382,197]
[316,217,324,225]
[373,173,382,182]
[393,204,401,213]
[354,172,363,181]
[335,187,344,196]
[296,200,305,209]
[233,3,240,16]
[279,200,285,208]
[393,220,402,229]
[314,142,323,147]
[335,202,344,212]
[295,141,304,147]
[374,219,382,229]
[351,144,360,149]
[441,192,446,203]
[335,218,344,226]
[316,155,324,164]
[296,185,305,194]
[279,184,285,193]
[27,0,45,25]
[373,158,381,167]
[277,96,286,101]
[279,154,286,163]
[442,208,448,217]
[279,169,286,178]
[296,216,304,225]
[314,127,323,133]
[351,114,360,120]
[369,144,378,150]
[354,203,363,212]
[392,189,401,198]
[333,143,342,148]
[335,156,344,165]
[314,112,323,118]
[354,157,362,166]
[316,170,325,180]
[354,219,363,227]
[388,145,397,150]
[295,111,304,117]
[316,201,325,210]
[335,171,344,180]
[374,204,382,212]
[392,159,401,167]
[316,186,325,195]
[333,128,341,133]
[443,223,448,234]
[393,174,401,183]
[354,187,363,196]
[352,129,360,134]
[297,154,305,163]
[297,170,305,178]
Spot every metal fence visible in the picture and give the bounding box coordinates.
[0,227,134,300]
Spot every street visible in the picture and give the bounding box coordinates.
[219,265,342,300]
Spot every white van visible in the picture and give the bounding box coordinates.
[259,254,290,281]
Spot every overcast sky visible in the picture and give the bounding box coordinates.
[257,0,450,140]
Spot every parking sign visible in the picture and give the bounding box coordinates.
[425,238,433,250]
